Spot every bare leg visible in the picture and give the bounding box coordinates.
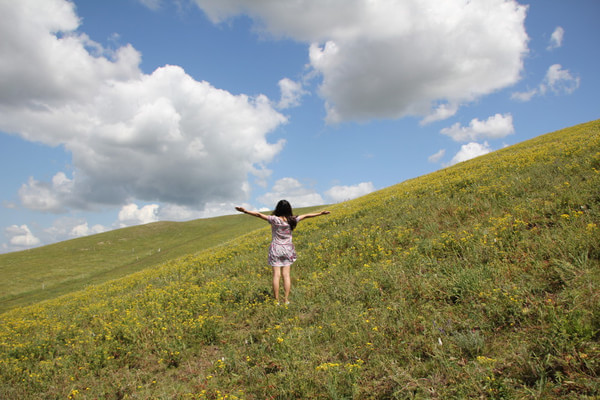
[272,266,281,302]
[282,265,291,304]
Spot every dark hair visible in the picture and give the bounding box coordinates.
[274,199,297,230]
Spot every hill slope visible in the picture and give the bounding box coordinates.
[1,120,599,399]
[0,207,322,313]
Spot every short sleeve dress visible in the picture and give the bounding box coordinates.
[267,215,298,267]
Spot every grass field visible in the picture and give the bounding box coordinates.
[1,119,599,399]
[0,207,322,313]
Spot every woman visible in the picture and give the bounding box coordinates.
[235,200,330,304]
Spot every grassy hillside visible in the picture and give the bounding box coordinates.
[1,120,599,399]
[0,207,322,313]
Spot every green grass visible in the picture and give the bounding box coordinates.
[1,120,599,399]
[0,207,323,313]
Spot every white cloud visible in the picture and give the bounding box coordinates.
[18,173,76,213]
[512,63,579,101]
[441,113,514,142]
[0,0,287,214]
[0,0,140,112]
[421,103,459,125]
[428,149,446,164]
[547,26,564,50]
[277,78,307,109]
[325,182,375,203]
[542,64,580,95]
[157,204,205,221]
[70,222,107,238]
[5,225,41,248]
[257,178,324,208]
[192,0,528,123]
[118,203,160,227]
[41,216,100,244]
[448,142,492,165]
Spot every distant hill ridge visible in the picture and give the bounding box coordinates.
[1,119,599,399]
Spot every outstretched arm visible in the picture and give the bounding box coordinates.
[297,210,331,222]
[235,206,270,221]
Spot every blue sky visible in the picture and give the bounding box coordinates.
[1,0,598,253]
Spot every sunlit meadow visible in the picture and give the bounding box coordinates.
[1,120,599,399]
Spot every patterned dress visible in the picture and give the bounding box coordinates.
[267,215,298,267]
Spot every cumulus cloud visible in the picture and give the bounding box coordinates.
[277,78,307,109]
[325,182,375,203]
[421,104,460,126]
[257,178,324,208]
[441,113,514,142]
[0,1,140,112]
[118,203,160,227]
[156,204,205,221]
[512,63,579,101]
[70,222,107,238]
[448,142,492,165]
[0,0,287,214]
[18,173,76,213]
[33,217,107,247]
[547,26,564,50]
[542,64,580,95]
[5,225,41,248]
[192,0,528,123]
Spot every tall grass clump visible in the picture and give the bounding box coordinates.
[1,119,599,399]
